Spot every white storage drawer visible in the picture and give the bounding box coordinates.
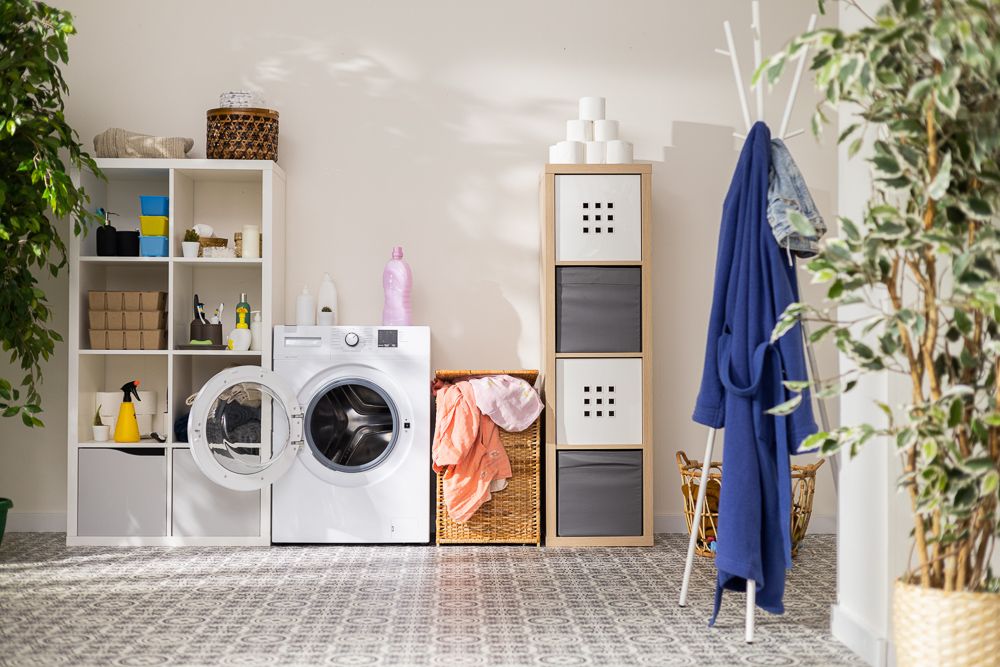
[78,447,166,536]
[556,358,643,445]
[555,174,642,261]
[172,448,260,537]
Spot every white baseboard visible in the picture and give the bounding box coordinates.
[654,513,837,535]
[830,604,889,667]
[6,511,66,533]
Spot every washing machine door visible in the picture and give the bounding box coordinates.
[188,366,304,492]
[297,364,412,485]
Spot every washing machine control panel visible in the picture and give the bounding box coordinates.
[274,326,427,359]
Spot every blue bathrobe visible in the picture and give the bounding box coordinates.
[692,122,817,623]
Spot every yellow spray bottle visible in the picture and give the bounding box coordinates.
[113,380,142,443]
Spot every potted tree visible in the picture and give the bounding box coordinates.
[1,0,101,544]
[763,0,999,663]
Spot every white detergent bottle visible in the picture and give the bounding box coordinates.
[295,285,316,326]
[316,273,338,326]
[382,246,412,326]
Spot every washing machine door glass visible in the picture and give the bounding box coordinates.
[305,378,399,472]
[188,366,304,491]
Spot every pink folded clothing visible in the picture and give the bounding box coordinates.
[468,375,543,432]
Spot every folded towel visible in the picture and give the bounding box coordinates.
[94,128,194,159]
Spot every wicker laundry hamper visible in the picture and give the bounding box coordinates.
[676,450,822,558]
[206,107,279,161]
[435,369,542,546]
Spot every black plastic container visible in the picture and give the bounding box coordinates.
[96,225,117,256]
[115,230,140,257]
[190,321,223,346]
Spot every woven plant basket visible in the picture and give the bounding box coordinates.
[197,236,228,257]
[676,450,822,558]
[894,580,1000,667]
[435,369,541,546]
[206,108,279,161]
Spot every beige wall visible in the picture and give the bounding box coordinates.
[0,0,839,531]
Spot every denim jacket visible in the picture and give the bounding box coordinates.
[767,138,826,257]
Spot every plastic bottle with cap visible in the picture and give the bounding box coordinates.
[382,246,412,326]
[316,273,338,325]
[296,285,316,326]
[249,311,262,351]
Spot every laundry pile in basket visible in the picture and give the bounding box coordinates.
[432,375,543,522]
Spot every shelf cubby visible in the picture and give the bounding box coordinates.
[76,353,169,445]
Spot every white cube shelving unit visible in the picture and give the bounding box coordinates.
[67,158,285,546]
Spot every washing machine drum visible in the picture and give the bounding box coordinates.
[305,379,399,472]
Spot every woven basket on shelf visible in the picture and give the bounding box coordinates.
[676,450,822,558]
[206,107,279,161]
[197,236,228,257]
[435,369,541,546]
[893,579,1000,667]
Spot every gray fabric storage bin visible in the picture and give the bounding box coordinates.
[557,449,643,536]
[556,267,641,353]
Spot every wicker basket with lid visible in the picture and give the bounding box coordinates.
[206,107,279,161]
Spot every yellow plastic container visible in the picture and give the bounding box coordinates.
[139,216,168,236]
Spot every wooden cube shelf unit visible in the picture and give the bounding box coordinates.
[541,163,654,547]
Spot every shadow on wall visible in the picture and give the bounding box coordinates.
[229,35,556,370]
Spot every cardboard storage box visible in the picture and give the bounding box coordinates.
[88,291,104,311]
[106,292,124,311]
[125,329,166,350]
[106,330,125,350]
[142,329,167,350]
[141,311,166,329]
[89,330,107,350]
[140,292,167,311]
[123,311,142,331]
[89,311,107,330]
[122,292,142,311]
[106,311,124,330]
[124,330,142,350]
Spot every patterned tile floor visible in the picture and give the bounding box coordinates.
[0,533,860,666]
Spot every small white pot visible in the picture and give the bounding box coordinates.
[92,424,111,442]
[182,241,200,258]
[317,311,336,326]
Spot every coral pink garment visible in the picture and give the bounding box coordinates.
[432,381,512,523]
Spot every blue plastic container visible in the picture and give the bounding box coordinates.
[139,235,169,257]
[139,195,169,217]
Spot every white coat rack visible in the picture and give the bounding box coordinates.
[676,3,837,644]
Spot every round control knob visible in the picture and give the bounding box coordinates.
[344,332,360,347]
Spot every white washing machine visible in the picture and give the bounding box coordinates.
[186,325,431,543]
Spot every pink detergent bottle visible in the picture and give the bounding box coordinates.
[382,246,412,325]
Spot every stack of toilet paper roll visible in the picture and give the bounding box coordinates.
[549,97,633,165]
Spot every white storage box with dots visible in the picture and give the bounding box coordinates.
[555,358,643,445]
[555,174,642,261]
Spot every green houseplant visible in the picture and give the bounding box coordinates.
[1,0,100,427]
[763,0,999,662]
[182,229,200,258]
